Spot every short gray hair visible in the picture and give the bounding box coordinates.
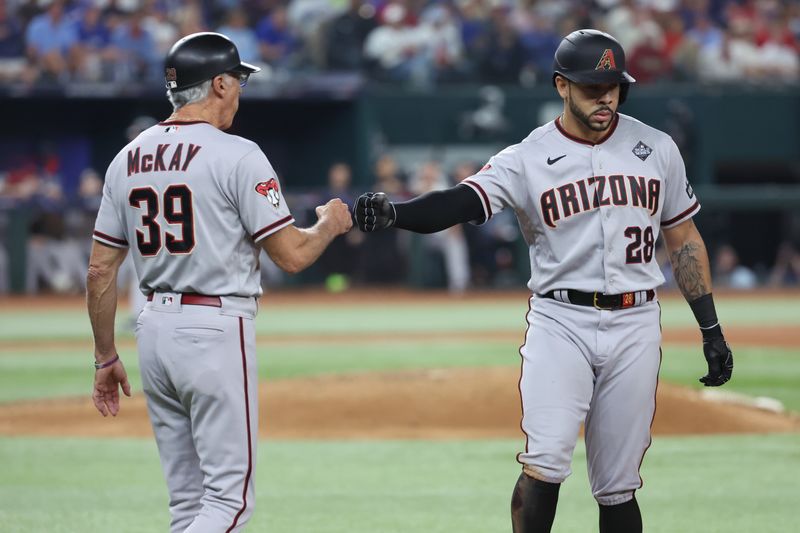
[167,79,213,110]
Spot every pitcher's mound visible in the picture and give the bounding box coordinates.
[1,367,798,438]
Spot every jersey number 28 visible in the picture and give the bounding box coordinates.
[624,226,654,264]
[129,185,195,256]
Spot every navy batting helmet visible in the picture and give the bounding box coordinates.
[552,29,635,103]
[164,32,260,91]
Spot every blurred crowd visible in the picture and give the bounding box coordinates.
[0,125,530,295]
[1,126,799,296]
[0,0,798,89]
[1,0,799,294]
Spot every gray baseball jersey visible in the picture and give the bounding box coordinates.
[93,120,294,297]
[461,112,699,294]
[460,113,699,506]
[93,119,293,531]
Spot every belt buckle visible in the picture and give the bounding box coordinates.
[592,292,612,310]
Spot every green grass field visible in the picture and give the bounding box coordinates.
[0,293,798,532]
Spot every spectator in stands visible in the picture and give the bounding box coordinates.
[62,167,104,292]
[604,0,664,54]
[109,8,159,82]
[450,160,491,286]
[357,154,408,283]
[756,16,800,82]
[257,5,298,68]
[318,162,362,287]
[696,18,760,82]
[0,216,7,293]
[142,0,178,57]
[24,0,78,83]
[0,0,26,82]
[517,11,561,81]
[788,2,800,42]
[712,244,758,289]
[628,30,672,83]
[686,12,724,50]
[25,149,85,293]
[0,156,38,204]
[477,4,525,84]
[73,1,114,82]
[659,10,700,80]
[172,0,207,36]
[288,0,339,67]
[410,161,470,293]
[373,153,408,197]
[458,0,490,65]
[417,4,465,83]
[363,2,430,85]
[217,7,261,64]
[324,0,377,70]
[451,159,521,288]
[768,241,800,287]
[769,216,800,286]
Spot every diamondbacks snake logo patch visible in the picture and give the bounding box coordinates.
[256,178,281,207]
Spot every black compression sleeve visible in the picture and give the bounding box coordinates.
[392,183,486,234]
[689,293,722,339]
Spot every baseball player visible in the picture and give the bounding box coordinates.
[86,32,351,532]
[354,29,733,533]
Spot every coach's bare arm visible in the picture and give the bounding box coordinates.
[86,241,132,416]
[261,198,352,274]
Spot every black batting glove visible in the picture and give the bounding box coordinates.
[699,325,733,387]
[354,192,395,232]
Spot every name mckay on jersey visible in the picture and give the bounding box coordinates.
[540,174,660,228]
[127,143,202,176]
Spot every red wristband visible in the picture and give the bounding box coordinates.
[94,354,119,370]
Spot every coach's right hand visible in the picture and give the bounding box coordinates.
[316,198,353,235]
[354,192,396,232]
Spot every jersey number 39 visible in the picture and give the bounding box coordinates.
[129,185,195,256]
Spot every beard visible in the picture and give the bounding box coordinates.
[567,87,615,132]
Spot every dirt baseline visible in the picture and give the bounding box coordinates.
[1,367,797,439]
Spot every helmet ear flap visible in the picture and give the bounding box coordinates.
[619,83,630,105]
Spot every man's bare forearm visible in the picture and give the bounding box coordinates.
[87,267,119,360]
[669,239,712,301]
[86,243,127,361]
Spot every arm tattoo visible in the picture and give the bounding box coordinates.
[670,241,708,300]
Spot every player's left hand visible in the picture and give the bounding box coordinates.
[699,335,733,387]
[93,359,132,417]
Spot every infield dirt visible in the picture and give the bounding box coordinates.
[0,291,798,439]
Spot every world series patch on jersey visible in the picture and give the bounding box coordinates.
[461,113,700,295]
[93,121,295,298]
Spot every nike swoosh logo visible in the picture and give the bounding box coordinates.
[547,155,567,165]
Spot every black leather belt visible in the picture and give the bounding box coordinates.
[147,293,222,307]
[539,289,655,310]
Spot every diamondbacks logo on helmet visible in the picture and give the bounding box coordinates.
[595,49,617,71]
[255,178,281,207]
